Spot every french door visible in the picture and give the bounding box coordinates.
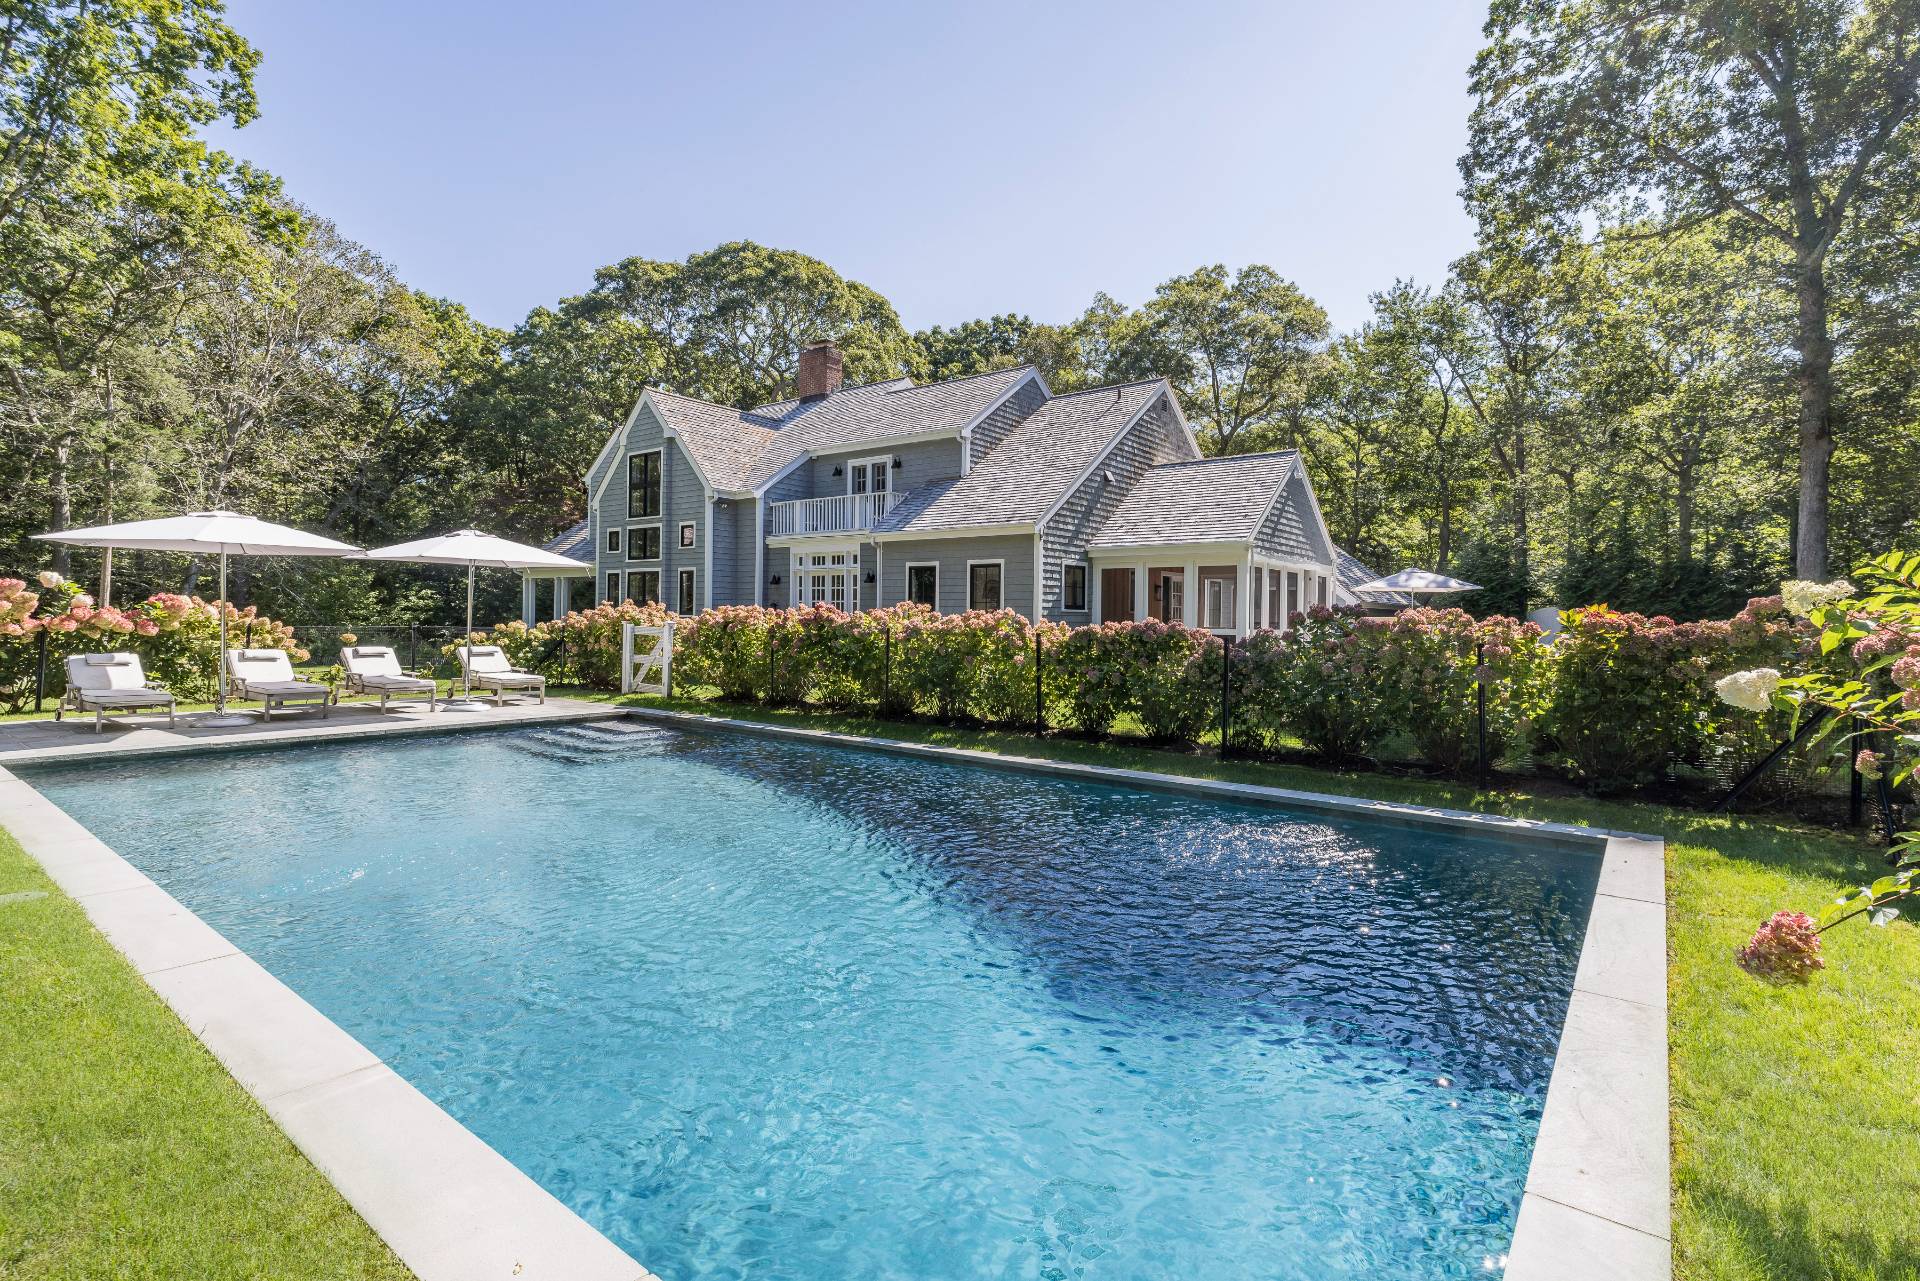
[795,547,857,612]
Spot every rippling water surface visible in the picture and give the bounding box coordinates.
[25,722,1598,1280]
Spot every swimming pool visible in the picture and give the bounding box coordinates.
[23,721,1601,1280]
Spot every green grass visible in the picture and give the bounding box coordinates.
[4,685,1913,1279]
[0,828,413,1280]
[592,689,1920,1281]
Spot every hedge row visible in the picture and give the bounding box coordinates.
[484,592,1827,793]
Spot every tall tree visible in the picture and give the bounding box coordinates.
[1125,265,1329,455]
[578,241,922,407]
[1465,0,1920,577]
[1368,281,1485,569]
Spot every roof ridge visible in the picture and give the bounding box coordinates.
[1151,448,1298,468]
[883,363,1034,394]
[1043,376,1169,401]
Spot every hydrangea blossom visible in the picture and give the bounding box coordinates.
[1779,579,1854,617]
[1714,667,1780,713]
[1736,910,1824,982]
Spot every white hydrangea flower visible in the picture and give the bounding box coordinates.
[36,570,62,589]
[1780,579,1854,617]
[1715,667,1781,713]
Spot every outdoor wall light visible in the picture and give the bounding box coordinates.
[891,456,902,469]
[769,574,783,586]
[832,465,843,476]
[864,572,876,584]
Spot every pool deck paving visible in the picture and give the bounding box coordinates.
[0,700,1671,1281]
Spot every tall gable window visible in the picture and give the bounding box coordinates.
[1063,563,1088,612]
[627,450,661,520]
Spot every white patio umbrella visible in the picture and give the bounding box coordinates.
[1350,568,1483,596]
[356,529,586,708]
[34,511,362,726]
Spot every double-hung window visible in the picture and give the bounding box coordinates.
[905,563,938,609]
[677,568,696,615]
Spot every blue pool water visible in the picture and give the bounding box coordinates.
[24,722,1598,1280]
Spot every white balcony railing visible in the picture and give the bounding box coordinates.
[767,490,905,537]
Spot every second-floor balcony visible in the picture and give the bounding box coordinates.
[767,490,906,538]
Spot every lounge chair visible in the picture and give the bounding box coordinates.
[455,645,546,705]
[55,653,177,733]
[225,648,332,719]
[339,645,437,712]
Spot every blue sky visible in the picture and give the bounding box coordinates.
[208,0,1487,334]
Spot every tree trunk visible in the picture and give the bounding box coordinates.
[1793,259,1833,580]
[1675,465,1694,569]
[48,428,73,575]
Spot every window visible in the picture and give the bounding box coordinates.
[1285,571,1300,622]
[847,456,890,495]
[1203,576,1237,631]
[1063,562,1088,612]
[629,570,661,606]
[627,525,661,561]
[604,571,621,604]
[905,563,938,609]
[968,561,1002,611]
[1317,575,1329,607]
[795,548,857,612]
[677,568,696,614]
[606,529,621,554]
[679,521,696,549]
[627,450,661,519]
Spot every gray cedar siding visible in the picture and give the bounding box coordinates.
[589,402,710,607]
[805,437,962,497]
[711,496,758,606]
[1254,470,1334,565]
[1038,394,1196,620]
[876,534,1035,617]
[967,377,1048,468]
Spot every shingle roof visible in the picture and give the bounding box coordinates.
[872,381,1168,534]
[539,518,593,566]
[644,366,1036,493]
[1085,451,1297,548]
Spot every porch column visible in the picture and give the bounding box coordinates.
[521,575,536,625]
[1236,557,1253,636]
[1182,560,1199,628]
[1133,563,1148,621]
[555,576,571,620]
[1088,563,1101,622]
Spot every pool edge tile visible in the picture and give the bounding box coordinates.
[1505,1193,1671,1281]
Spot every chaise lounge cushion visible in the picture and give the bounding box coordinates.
[341,646,434,691]
[226,649,329,697]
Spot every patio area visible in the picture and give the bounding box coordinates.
[0,697,616,767]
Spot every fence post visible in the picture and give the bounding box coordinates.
[1218,635,1233,760]
[1874,730,1899,848]
[764,630,774,704]
[882,624,891,712]
[1475,641,1489,784]
[1032,629,1044,734]
[408,624,418,671]
[33,629,48,713]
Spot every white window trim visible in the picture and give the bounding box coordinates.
[628,568,661,606]
[846,454,893,495]
[626,448,663,521]
[606,528,621,553]
[903,560,939,610]
[967,559,1005,612]
[604,571,621,604]
[676,567,696,615]
[1062,560,1090,613]
[626,523,662,562]
[678,520,696,550]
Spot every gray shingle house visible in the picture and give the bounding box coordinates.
[524,341,1394,635]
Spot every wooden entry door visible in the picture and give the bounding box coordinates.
[1100,568,1135,623]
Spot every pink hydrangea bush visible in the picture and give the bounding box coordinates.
[1372,608,1549,773]
[1735,910,1825,982]
[1250,606,1395,763]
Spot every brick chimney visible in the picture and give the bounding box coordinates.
[795,339,844,400]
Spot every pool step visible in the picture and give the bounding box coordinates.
[499,721,676,765]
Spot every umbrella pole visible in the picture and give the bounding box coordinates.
[217,550,229,713]
[464,563,475,701]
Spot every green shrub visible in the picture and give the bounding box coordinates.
[1374,608,1552,773]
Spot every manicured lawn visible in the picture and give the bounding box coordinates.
[0,828,413,1280]
[596,688,1920,1281]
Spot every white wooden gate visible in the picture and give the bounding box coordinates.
[621,620,674,695]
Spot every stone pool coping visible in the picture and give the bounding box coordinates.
[627,707,1674,1281]
[0,702,1670,1281]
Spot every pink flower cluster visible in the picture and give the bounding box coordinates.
[1736,910,1825,982]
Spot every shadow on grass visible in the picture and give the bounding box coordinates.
[1684,1181,1920,1281]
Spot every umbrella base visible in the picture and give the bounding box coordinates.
[439,697,491,711]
